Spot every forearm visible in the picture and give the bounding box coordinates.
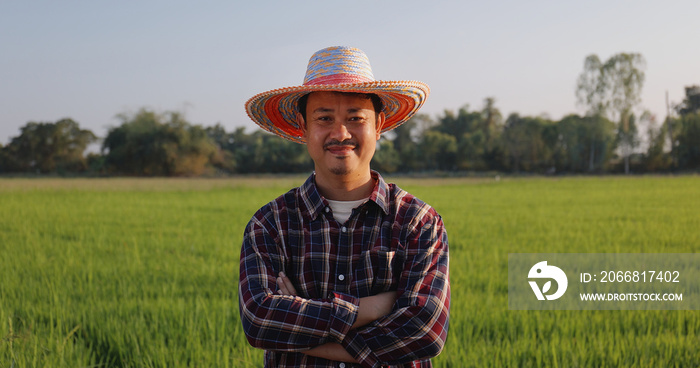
[246,292,387,360]
[277,272,395,330]
[352,291,398,329]
[240,241,359,350]
[297,294,395,363]
[240,287,359,351]
[275,273,396,363]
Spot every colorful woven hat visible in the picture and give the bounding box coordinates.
[245,46,430,143]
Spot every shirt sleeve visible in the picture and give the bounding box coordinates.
[238,210,360,352]
[342,211,450,368]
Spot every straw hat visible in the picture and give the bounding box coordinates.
[245,46,430,144]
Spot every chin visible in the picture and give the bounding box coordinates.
[329,167,351,175]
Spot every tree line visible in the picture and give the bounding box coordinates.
[1,54,699,176]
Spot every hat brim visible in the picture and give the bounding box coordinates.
[245,81,430,144]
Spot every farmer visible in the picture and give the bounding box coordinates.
[239,46,450,368]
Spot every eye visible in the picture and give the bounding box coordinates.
[315,115,333,123]
[348,116,366,123]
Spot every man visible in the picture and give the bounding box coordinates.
[239,46,450,368]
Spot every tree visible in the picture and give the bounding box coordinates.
[431,106,479,140]
[552,114,616,173]
[677,85,700,116]
[644,112,672,171]
[205,123,237,173]
[615,113,641,172]
[480,97,502,146]
[576,53,646,173]
[0,143,13,173]
[667,86,700,170]
[209,127,311,174]
[253,132,312,173]
[102,109,217,176]
[389,115,428,172]
[371,138,400,173]
[500,114,551,172]
[479,98,505,170]
[458,130,486,170]
[577,55,607,117]
[576,55,606,172]
[1,119,96,174]
[419,131,457,171]
[425,99,503,171]
[603,53,646,174]
[675,112,700,170]
[433,107,482,170]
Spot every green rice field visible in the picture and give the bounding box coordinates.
[1,175,699,367]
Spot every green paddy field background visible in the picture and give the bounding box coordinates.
[1,175,698,367]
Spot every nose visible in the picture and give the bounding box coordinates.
[329,122,352,141]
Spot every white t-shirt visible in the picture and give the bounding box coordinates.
[326,198,367,224]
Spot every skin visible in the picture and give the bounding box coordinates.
[296,91,385,201]
[274,91,397,362]
[277,272,396,363]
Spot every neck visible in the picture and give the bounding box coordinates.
[314,170,374,201]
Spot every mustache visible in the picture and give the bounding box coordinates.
[323,139,357,149]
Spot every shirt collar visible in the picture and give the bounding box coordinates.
[367,171,391,215]
[300,170,391,220]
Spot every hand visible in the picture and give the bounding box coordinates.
[276,271,298,296]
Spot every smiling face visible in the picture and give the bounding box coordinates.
[298,91,384,182]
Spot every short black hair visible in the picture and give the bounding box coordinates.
[297,92,383,122]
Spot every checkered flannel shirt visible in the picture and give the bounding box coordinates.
[239,171,450,368]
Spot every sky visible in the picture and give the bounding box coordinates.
[1,1,699,147]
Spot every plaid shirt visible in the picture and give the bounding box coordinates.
[239,172,450,368]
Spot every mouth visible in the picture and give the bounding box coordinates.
[324,141,357,156]
[326,145,355,156]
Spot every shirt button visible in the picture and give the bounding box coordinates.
[341,226,347,232]
[338,274,345,281]
[339,363,346,368]
[325,207,330,213]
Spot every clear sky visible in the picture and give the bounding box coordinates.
[1,1,698,146]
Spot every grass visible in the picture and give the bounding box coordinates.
[1,175,698,367]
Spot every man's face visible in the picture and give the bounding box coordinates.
[299,91,384,178]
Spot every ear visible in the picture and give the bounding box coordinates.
[296,112,307,136]
[375,112,386,141]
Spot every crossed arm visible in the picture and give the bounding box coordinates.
[239,211,449,366]
[276,272,397,362]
